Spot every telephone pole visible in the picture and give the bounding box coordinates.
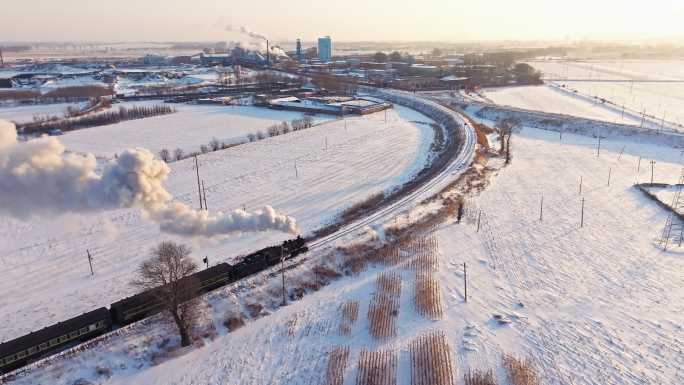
[281,245,287,306]
[650,160,656,183]
[194,155,203,210]
[201,180,208,211]
[86,249,94,276]
[463,262,468,303]
[580,198,585,228]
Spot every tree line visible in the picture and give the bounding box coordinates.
[158,116,316,163]
[19,104,176,134]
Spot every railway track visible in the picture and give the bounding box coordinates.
[308,89,477,250]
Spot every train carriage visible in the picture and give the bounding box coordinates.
[0,308,112,375]
[1,237,308,375]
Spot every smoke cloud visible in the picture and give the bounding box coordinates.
[0,121,299,237]
[224,25,287,57]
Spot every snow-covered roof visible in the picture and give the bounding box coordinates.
[440,75,469,82]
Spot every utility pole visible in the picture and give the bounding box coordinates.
[580,198,585,228]
[607,168,612,187]
[194,155,203,210]
[201,180,208,211]
[202,256,209,269]
[294,160,298,178]
[476,210,482,232]
[0,48,4,67]
[597,136,602,157]
[617,146,625,161]
[579,176,583,195]
[539,194,544,222]
[650,160,656,184]
[463,262,468,303]
[281,245,287,306]
[637,156,642,173]
[86,249,94,276]
[325,137,328,150]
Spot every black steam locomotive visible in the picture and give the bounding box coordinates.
[0,237,307,375]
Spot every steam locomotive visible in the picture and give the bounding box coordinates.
[0,237,307,375]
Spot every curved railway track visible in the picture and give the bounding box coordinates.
[308,89,477,250]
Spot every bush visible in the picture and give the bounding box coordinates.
[267,125,280,137]
[174,148,184,161]
[159,149,170,162]
[209,137,221,151]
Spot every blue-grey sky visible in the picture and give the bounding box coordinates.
[2,0,683,42]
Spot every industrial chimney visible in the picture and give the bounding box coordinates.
[266,40,270,67]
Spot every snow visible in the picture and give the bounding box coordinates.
[5,97,684,385]
[529,59,684,81]
[59,103,336,158]
[481,85,643,125]
[527,60,684,128]
[557,81,684,127]
[0,105,435,344]
[41,76,108,91]
[0,102,88,124]
[121,126,684,385]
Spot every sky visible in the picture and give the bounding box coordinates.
[1,0,684,43]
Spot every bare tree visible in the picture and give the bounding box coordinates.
[496,118,518,164]
[173,148,184,161]
[303,116,314,128]
[256,130,266,140]
[159,148,171,163]
[247,132,257,142]
[267,124,280,137]
[200,144,209,154]
[209,137,221,152]
[132,241,200,347]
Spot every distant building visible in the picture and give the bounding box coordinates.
[296,39,303,61]
[142,54,168,66]
[318,36,333,62]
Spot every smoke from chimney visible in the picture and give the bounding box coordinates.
[0,120,299,237]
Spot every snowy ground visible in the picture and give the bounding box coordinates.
[527,60,684,128]
[528,59,684,81]
[481,85,643,125]
[8,112,684,385]
[0,105,435,344]
[0,102,87,124]
[59,102,335,158]
[120,126,684,385]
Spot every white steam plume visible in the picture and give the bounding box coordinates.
[224,25,287,57]
[0,121,299,237]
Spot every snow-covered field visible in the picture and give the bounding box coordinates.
[481,85,643,125]
[0,102,87,123]
[529,59,684,81]
[0,105,435,345]
[60,102,335,158]
[11,122,684,385]
[526,60,684,127]
[123,126,684,385]
[558,81,684,127]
